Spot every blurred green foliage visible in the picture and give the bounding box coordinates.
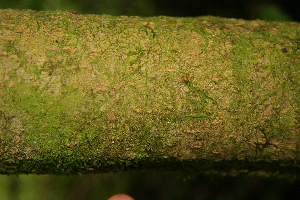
[0,0,296,21]
[258,4,292,21]
[0,0,156,16]
[0,172,299,200]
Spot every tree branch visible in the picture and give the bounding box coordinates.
[0,9,299,178]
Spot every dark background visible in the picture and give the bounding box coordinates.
[0,0,299,21]
[1,171,300,200]
[1,0,300,199]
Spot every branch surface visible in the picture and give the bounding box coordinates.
[0,9,299,178]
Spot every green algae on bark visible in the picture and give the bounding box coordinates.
[0,9,299,176]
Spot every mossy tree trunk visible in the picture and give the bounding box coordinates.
[0,9,299,178]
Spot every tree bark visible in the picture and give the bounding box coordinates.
[0,9,299,178]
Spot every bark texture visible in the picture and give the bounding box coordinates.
[0,9,299,177]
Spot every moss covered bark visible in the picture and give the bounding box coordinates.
[0,9,299,177]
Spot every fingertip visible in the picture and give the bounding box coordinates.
[107,193,134,200]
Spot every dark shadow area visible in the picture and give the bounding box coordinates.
[0,0,299,21]
[1,171,300,200]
